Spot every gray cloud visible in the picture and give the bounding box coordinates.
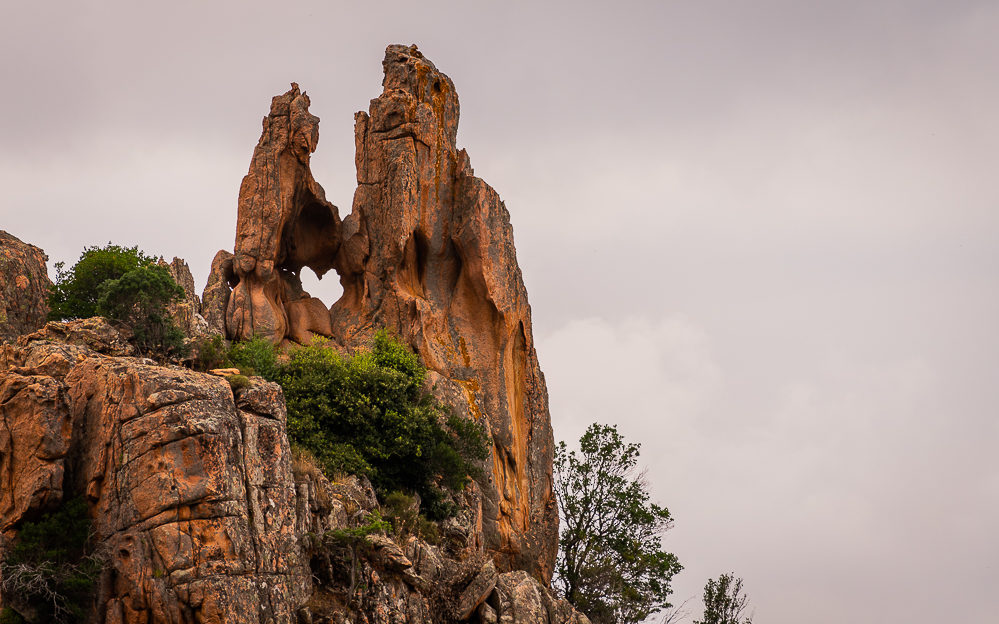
[3,1,997,621]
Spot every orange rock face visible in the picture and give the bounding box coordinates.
[0,323,583,624]
[333,45,557,582]
[211,45,557,583]
[0,230,52,342]
[0,326,308,623]
[225,84,342,346]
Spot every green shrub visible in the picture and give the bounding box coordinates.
[382,490,440,544]
[0,498,104,623]
[225,335,280,380]
[227,374,252,391]
[275,331,489,520]
[192,334,227,371]
[96,264,187,358]
[48,243,155,321]
[382,490,420,536]
[48,243,188,359]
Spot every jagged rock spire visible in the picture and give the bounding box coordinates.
[209,45,557,582]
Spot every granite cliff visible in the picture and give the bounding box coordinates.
[208,44,557,582]
[0,44,574,624]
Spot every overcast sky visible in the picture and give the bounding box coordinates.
[3,1,998,622]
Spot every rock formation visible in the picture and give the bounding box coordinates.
[212,45,557,582]
[0,231,52,342]
[0,318,586,624]
[201,250,235,337]
[159,257,210,339]
[1,323,307,623]
[224,83,341,346]
[1,43,574,624]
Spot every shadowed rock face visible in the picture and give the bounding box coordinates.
[0,230,52,342]
[211,45,556,583]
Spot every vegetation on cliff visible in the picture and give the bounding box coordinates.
[47,243,186,357]
[554,423,682,624]
[0,498,104,623]
[226,332,490,520]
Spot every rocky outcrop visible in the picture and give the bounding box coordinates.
[159,257,210,339]
[0,324,586,624]
[201,250,235,337]
[1,327,308,623]
[224,84,341,346]
[0,231,52,342]
[213,45,557,582]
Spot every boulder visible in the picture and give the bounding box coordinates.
[0,231,52,342]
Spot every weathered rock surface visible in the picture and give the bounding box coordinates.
[224,83,341,346]
[337,44,557,581]
[1,329,308,623]
[0,231,52,342]
[159,257,210,339]
[0,326,586,624]
[201,250,235,337]
[216,45,557,582]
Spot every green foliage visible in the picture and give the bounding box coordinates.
[325,510,391,543]
[48,243,155,321]
[192,334,227,371]
[0,498,104,623]
[47,243,188,359]
[227,374,252,391]
[554,424,682,624]
[96,264,186,357]
[225,335,280,380]
[381,491,440,544]
[0,608,25,624]
[695,573,753,624]
[275,331,489,520]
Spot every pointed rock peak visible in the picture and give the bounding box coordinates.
[376,43,460,148]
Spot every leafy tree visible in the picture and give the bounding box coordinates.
[695,573,753,624]
[48,243,155,320]
[554,423,682,624]
[96,264,186,357]
[47,243,187,358]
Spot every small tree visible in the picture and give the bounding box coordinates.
[96,264,186,357]
[694,573,753,624]
[48,243,155,320]
[554,423,682,624]
[47,243,187,358]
